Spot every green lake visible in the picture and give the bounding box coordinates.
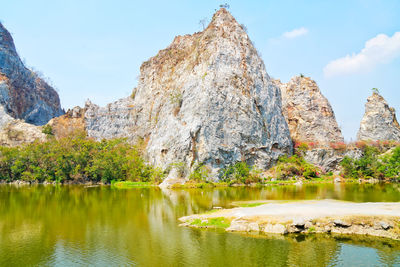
[1,183,400,266]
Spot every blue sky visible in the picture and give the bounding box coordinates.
[0,0,399,140]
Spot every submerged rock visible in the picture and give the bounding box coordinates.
[0,23,63,125]
[357,92,400,142]
[273,76,343,144]
[70,8,292,181]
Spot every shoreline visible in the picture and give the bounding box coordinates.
[0,178,398,188]
[179,200,400,240]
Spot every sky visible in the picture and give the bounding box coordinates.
[0,0,399,141]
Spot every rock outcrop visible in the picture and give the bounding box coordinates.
[273,76,343,144]
[303,148,362,172]
[48,106,86,138]
[0,22,63,125]
[357,92,400,142]
[0,106,45,146]
[69,8,292,180]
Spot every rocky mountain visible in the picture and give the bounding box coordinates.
[357,92,400,142]
[53,8,293,181]
[0,22,63,125]
[273,76,344,144]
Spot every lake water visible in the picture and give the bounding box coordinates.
[0,183,399,266]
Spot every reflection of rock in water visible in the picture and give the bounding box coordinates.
[285,235,340,267]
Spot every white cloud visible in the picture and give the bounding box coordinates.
[324,32,400,78]
[282,27,309,39]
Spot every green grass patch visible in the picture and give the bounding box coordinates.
[190,217,231,229]
[111,181,156,188]
[307,226,316,233]
[236,202,266,208]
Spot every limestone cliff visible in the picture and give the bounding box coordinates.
[68,8,292,180]
[0,106,45,146]
[357,93,400,142]
[274,76,343,144]
[0,22,63,125]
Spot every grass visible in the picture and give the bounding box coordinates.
[235,202,267,208]
[190,217,231,229]
[111,181,156,188]
[307,226,316,233]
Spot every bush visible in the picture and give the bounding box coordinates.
[219,162,261,184]
[42,125,54,135]
[0,134,165,183]
[189,163,210,182]
[340,145,400,179]
[273,155,321,180]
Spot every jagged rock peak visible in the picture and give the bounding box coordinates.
[84,8,292,182]
[273,76,344,144]
[357,92,400,142]
[0,22,63,125]
[0,23,17,56]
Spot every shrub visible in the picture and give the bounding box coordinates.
[340,145,400,179]
[189,163,210,182]
[0,134,164,183]
[219,162,260,184]
[273,155,321,180]
[42,125,53,135]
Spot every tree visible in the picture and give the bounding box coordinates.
[199,18,208,30]
[372,88,380,94]
[219,3,230,9]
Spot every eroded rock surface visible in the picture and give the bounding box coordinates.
[273,76,343,144]
[357,93,400,142]
[0,22,63,125]
[81,8,292,180]
[304,148,362,172]
[0,106,45,146]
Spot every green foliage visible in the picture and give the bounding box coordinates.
[372,88,380,94]
[42,125,54,135]
[169,91,183,106]
[274,155,320,180]
[340,146,400,179]
[190,217,231,229]
[0,134,165,183]
[236,202,266,208]
[189,163,210,182]
[218,162,261,184]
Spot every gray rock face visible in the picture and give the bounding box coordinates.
[84,8,292,180]
[0,106,46,146]
[357,93,400,142]
[304,148,362,172]
[0,22,63,125]
[273,76,344,144]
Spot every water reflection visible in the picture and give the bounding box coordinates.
[0,184,399,266]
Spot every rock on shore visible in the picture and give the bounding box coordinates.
[179,200,400,240]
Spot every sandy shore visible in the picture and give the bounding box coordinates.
[179,200,400,240]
